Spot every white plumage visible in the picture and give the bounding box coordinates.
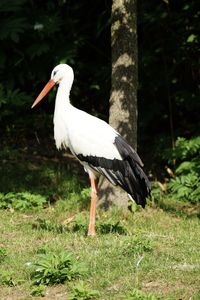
[55,105,121,160]
[32,64,151,236]
[53,65,120,160]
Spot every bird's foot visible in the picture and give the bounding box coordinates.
[87,227,96,237]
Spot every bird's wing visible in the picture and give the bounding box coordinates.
[67,108,122,161]
[66,108,150,207]
[75,132,151,208]
[68,108,143,166]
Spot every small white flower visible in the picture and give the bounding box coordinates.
[24,261,32,267]
[34,23,44,31]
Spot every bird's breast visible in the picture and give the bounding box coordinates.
[53,111,70,150]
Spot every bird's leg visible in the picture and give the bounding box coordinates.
[87,177,98,236]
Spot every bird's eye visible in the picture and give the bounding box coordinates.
[53,70,58,77]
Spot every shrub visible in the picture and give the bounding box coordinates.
[168,137,200,203]
[31,251,84,285]
[170,136,200,162]
[162,136,200,203]
[169,173,200,203]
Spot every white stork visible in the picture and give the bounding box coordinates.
[31,64,151,236]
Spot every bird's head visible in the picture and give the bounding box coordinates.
[51,64,74,84]
[31,64,74,109]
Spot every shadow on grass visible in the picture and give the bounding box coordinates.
[32,217,128,236]
[1,148,199,221]
[152,198,200,220]
[0,148,88,206]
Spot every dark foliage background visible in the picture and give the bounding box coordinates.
[138,0,200,170]
[0,0,111,139]
[0,0,199,181]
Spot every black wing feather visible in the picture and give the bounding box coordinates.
[77,135,151,207]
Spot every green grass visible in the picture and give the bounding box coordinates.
[0,149,200,299]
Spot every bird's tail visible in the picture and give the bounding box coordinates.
[114,136,151,208]
[126,160,151,208]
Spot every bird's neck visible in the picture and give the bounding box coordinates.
[53,78,73,149]
[54,78,72,112]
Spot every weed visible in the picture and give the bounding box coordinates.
[30,284,46,297]
[126,288,160,300]
[193,291,200,300]
[69,281,100,300]
[150,182,166,204]
[31,250,85,285]
[0,192,46,211]
[76,188,91,209]
[0,247,7,263]
[67,214,128,235]
[0,270,16,286]
[32,215,88,235]
[32,215,128,236]
[122,235,153,256]
[128,200,142,213]
[72,214,88,234]
[97,221,127,235]
[32,218,69,233]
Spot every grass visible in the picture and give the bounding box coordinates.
[0,148,200,299]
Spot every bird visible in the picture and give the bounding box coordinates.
[31,64,151,236]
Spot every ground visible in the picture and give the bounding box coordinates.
[0,142,199,299]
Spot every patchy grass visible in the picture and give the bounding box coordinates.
[0,150,200,299]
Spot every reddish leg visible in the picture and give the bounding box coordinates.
[87,177,98,236]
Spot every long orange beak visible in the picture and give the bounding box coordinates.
[31,79,56,108]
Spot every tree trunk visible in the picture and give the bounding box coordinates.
[98,0,138,208]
